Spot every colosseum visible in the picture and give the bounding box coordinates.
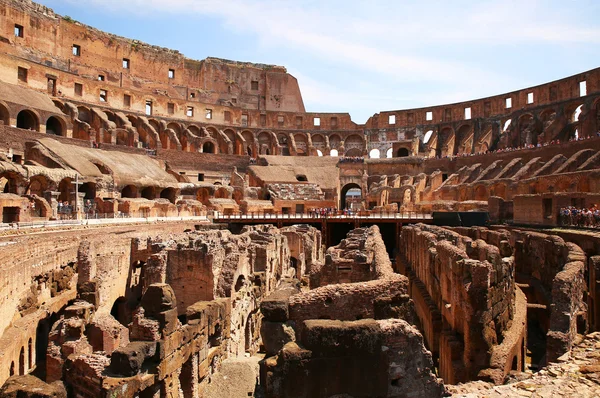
[0,0,599,397]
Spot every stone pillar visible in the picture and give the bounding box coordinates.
[70,191,85,220]
[43,190,60,220]
[180,353,199,398]
[77,240,95,283]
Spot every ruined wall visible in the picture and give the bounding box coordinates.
[22,224,318,397]
[262,319,444,398]
[399,224,522,384]
[259,226,443,397]
[453,226,588,366]
[311,225,394,287]
[0,221,200,387]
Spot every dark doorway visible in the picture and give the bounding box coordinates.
[2,206,20,223]
[16,110,38,131]
[397,148,410,157]
[45,116,63,136]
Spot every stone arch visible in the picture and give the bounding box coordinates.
[27,175,51,197]
[202,141,216,154]
[0,102,9,126]
[16,109,40,131]
[294,133,308,156]
[121,185,138,199]
[455,124,473,155]
[196,188,210,204]
[148,119,161,134]
[0,171,22,194]
[127,115,139,127]
[58,177,75,202]
[160,187,177,204]
[340,183,362,210]
[116,129,134,147]
[369,148,380,158]
[77,106,92,124]
[141,186,157,200]
[204,126,218,140]
[215,187,229,199]
[439,127,455,157]
[167,122,182,135]
[329,134,342,151]
[517,113,538,146]
[474,185,488,201]
[258,131,274,155]
[386,148,393,158]
[311,134,326,153]
[45,116,66,136]
[344,134,364,156]
[188,124,202,136]
[242,130,255,157]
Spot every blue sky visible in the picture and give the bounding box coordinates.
[44,0,600,123]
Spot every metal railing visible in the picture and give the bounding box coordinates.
[214,211,432,220]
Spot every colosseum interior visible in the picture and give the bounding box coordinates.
[0,0,599,397]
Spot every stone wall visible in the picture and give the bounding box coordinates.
[310,225,394,287]
[399,224,522,384]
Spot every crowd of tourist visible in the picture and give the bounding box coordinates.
[339,156,364,163]
[424,134,600,161]
[309,207,339,217]
[559,205,600,228]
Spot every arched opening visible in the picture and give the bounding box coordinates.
[294,134,308,156]
[214,187,229,199]
[296,174,308,182]
[111,297,129,327]
[369,148,380,159]
[45,116,64,136]
[202,141,215,154]
[344,135,364,155]
[573,104,583,122]
[340,183,362,210]
[330,149,339,157]
[423,130,434,144]
[397,148,410,157]
[80,182,96,200]
[317,150,323,156]
[16,110,39,131]
[58,178,74,203]
[0,103,9,126]
[196,188,210,204]
[10,362,14,377]
[141,187,156,200]
[27,175,50,197]
[28,338,33,370]
[0,172,19,194]
[19,346,25,375]
[77,106,92,123]
[386,148,393,158]
[121,185,137,199]
[160,188,177,204]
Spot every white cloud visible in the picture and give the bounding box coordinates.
[64,0,600,122]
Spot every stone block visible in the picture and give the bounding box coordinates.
[110,341,158,377]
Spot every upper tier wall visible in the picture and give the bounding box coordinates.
[0,0,597,136]
[366,68,600,129]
